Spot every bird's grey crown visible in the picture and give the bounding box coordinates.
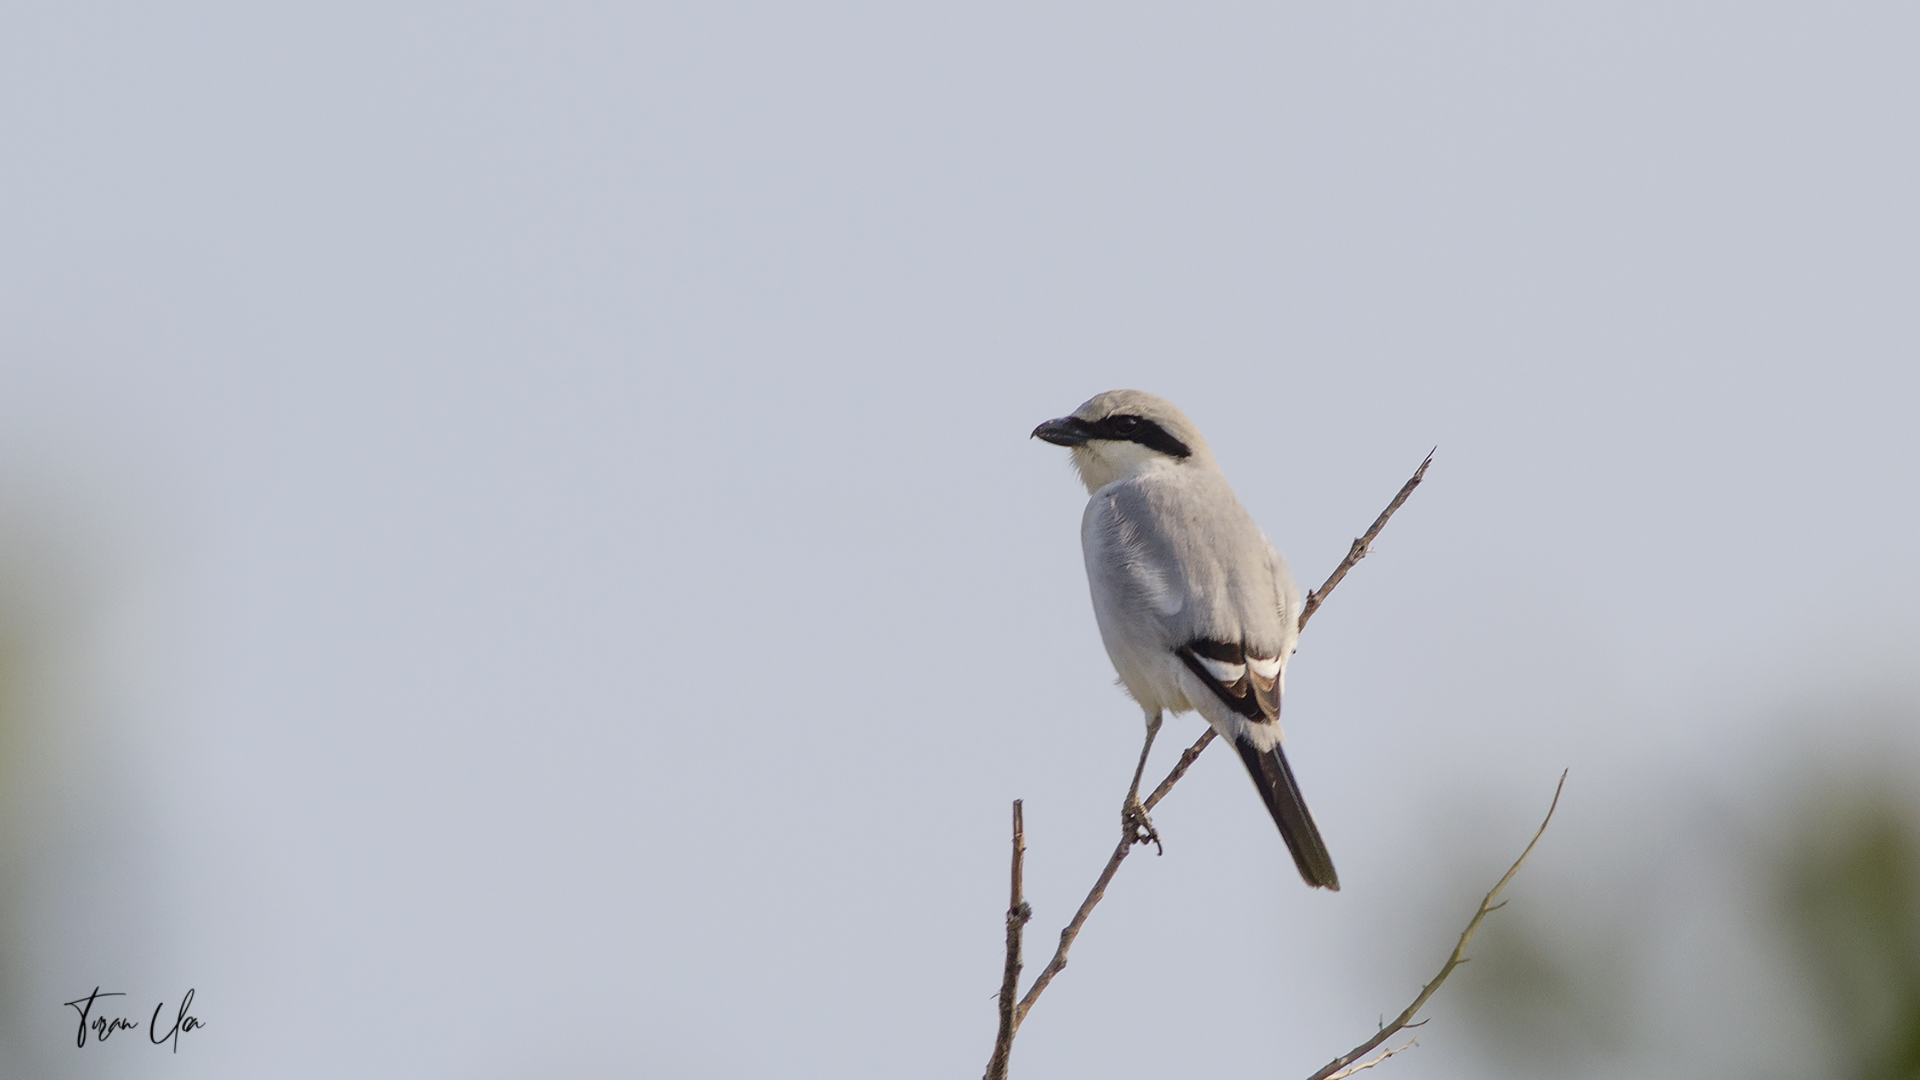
[1029,391,1220,493]
[1068,390,1209,459]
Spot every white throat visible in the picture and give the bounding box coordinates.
[1071,440,1182,493]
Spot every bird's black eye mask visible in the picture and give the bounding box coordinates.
[1080,414,1192,459]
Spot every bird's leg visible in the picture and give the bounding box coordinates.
[1122,711,1164,854]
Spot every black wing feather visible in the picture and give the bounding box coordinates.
[1176,638,1280,723]
[1179,637,1337,890]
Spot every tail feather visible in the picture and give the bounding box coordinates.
[1231,736,1340,890]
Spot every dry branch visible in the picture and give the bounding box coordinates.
[993,451,1436,1053]
[1304,770,1568,1080]
[1298,449,1432,633]
[984,801,1030,1080]
[1320,1037,1419,1080]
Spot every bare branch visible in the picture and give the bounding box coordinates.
[1298,449,1434,633]
[1007,722,1219,1030]
[1010,829,1131,1029]
[1003,452,1435,1040]
[1304,770,1568,1080]
[985,801,1031,1080]
[1144,728,1217,813]
[1320,1037,1419,1080]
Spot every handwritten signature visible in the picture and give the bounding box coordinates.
[64,987,204,1053]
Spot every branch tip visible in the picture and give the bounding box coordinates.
[1304,769,1566,1080]
[1298,452,1435,633]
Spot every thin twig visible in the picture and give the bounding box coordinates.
[1304,770,1567,1080]
[985,801,1030,1080]
[1010,726,1216,1028]
[1144,729,1216,813]
[1012,830,1133,1028]
[1298,449,1434,633]
[1321,1036,1419,1080]
[1003,452,1435,1040]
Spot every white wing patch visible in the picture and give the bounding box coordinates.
[1247,655,1282,681]
[1194,656,1247,685]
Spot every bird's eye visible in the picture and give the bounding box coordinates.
[1113,416,1140,433]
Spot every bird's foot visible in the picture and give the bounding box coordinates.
[1123,794,1163,855]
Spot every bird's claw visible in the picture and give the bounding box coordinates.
[1123,794,1163,855]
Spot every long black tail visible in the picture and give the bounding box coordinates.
[1230,736,1340,890]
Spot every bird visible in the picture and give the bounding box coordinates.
[1032,389,1339,890]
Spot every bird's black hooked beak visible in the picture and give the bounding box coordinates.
[1031,416,1093,447]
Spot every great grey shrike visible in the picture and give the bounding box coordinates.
[1033,389,1338,890]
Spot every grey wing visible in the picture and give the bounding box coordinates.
[1125,473,1287,652]
[1265,538,1302,665]
[1091,475,1290,713]
[1180,538,1300,723]
[1081,486,1188,632]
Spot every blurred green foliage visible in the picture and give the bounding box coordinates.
[1456,903,1634,1071]
[1455,756,1920,1079]
[1780,786,1920,1080]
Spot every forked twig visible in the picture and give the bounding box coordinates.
[997,452,1436,1046]
[1321,1036,1419,1080]
[1304,770,1568,1080]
